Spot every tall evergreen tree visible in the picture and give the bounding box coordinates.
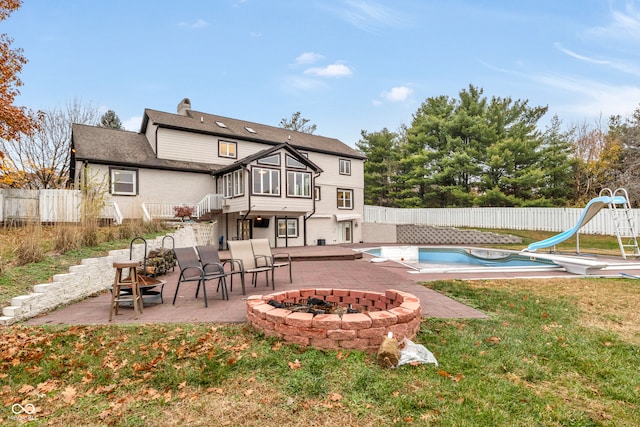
[356,128,399,206]
[99,110,123,130]
[401,84,551,207]
[537,116,577,206]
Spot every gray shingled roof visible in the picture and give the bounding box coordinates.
[142,108,366,160]
[71,124,220,173]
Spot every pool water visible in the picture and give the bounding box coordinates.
[364,246,559,271]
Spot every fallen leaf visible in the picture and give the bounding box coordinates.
[18,384,35,394]
[485,336,501,345]
[437,370,452,379]
[329,393,342,401]
[244,389,254,396]
[288,359,302,370]
[61,386,77,405]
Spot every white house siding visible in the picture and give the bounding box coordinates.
[156,128,286,165]
[156,128,219,163]
[86,164,214,220]
[305,151,364,244]
[144,121,158,154]
[137,168,213,202]
[306,217,335,245]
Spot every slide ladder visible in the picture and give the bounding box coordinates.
[602,188,640,259]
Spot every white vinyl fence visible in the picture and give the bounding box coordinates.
[1,188,637,236]
[0,189,224,224]
[364,205,640,236]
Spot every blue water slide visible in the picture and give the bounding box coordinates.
[526,195,627,251]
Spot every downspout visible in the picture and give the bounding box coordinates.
[240,165,251,239]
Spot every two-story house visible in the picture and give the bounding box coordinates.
[70,98,366,247]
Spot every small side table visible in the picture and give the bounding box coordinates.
[109,260,143,321]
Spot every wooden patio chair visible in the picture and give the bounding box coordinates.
[250,238,292,284]
[172,247,228,307]
[227,240,273,291]
[195,245,245,295]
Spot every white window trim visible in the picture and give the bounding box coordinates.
[339,159,351,175]
[219,140,237,158]
[223,173,233,198]
[110,168,137,195]
[252,167,280,195]
[277,218,298,238]
[337,188,353,209]
[233,169,244,196]
[287,171,311,198]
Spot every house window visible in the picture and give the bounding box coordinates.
[314,186,321,201]
[219,140,237,158]
[339,159,351,175]
[258,154,280,166]
[337,188,353,209]
[287,171,311,197]
[252,167,280,195]
[233,169,244,196]
[277,218,298,238]
[110,168,137,195]
[286,155,306,169]
[223,173,233,198]
[223,170,244,197]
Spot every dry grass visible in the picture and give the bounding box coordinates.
[464,277,640,345]
[13,222,46,265]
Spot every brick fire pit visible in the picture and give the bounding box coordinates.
[246,288,422,352]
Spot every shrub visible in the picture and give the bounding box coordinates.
[173,205,195,220]
[14,222,45,265]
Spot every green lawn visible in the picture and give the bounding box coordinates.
[2,227,639,425]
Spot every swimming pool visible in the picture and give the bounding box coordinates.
[362,246,561,273]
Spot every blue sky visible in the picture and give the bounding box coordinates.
[5,0,640,146]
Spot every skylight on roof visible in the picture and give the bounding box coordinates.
[245,126,256,134]
[215,121,227,128]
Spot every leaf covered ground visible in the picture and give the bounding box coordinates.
[2,276,639,426]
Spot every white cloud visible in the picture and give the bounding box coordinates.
[531,73,640,121]
[304,63,352,77]
[295,52,324,65]
[178,19,210,29]
[588,2,640,42]
[282,76,328,92]
[554,43,611,65]
[123,116,142,132]
[333,0,407,32]
[554,43,640,77]
[380,86,413,102]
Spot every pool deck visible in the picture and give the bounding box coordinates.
[22,243,640,326]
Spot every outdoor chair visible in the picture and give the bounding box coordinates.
[195,245,245,295]
[172,247,228,307]
[250,238,292,284]
[227,240,273,291]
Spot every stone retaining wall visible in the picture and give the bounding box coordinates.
[362,223,522,245]
[0,223,213,325]
[396,224,521,245]
[246,288,421,352]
